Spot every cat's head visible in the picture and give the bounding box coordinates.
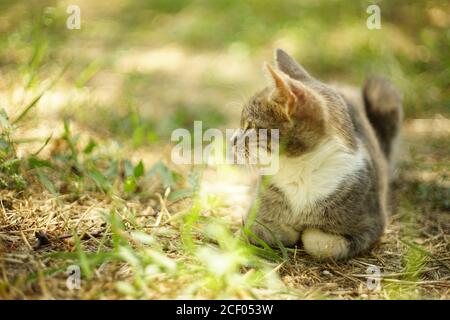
[237,49,357,157]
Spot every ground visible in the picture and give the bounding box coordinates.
[0,0,449,299]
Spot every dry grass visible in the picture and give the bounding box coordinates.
[0,119,449,300]
[1,0,449,300]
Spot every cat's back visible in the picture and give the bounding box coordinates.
[332,83,386,169]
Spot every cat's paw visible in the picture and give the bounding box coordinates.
[301,228,350,260]
[247,221,300,247]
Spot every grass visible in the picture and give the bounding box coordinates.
[0,1,449,299]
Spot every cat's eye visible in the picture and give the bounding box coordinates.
[243,120,264,131]
[242,121,250,131]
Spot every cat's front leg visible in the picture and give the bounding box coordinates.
[301,228,350,260]
[245,183,300,247]
[247,218,300,247]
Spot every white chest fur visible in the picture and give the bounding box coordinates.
[271,139,366,213]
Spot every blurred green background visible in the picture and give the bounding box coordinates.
[0,0,449,145]
[0,0,449,300]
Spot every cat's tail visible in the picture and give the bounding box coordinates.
[363,76,403,161]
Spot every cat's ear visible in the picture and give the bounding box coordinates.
[275,48,311,81]
[264,62,296,116]
[265,62,322,120]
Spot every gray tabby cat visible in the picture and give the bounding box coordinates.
[236,49,402,261]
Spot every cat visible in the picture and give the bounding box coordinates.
[235,49,403,261]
